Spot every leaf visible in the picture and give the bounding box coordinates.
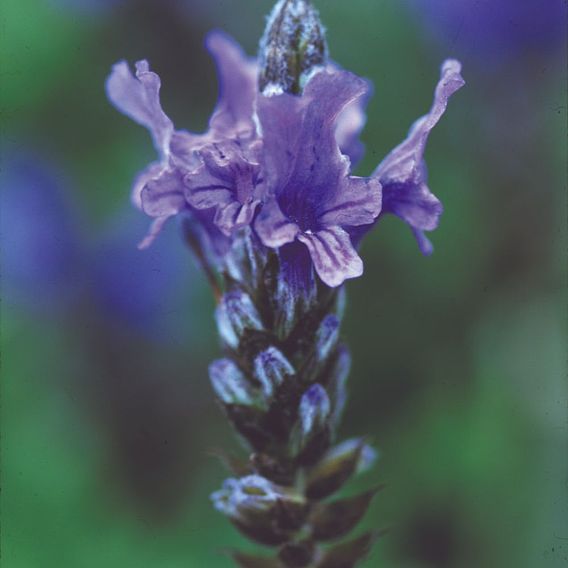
[278,540,316,567]
[229,550,282,568]
[232,518,290,547]
[305,439,366,500]
[209,448,252,476]
[317,531,384,568]
[311,486,384,542]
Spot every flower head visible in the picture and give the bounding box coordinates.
[184,140,264,236]
[107,10,463,287]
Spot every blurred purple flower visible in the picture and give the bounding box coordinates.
[91,206,200,339]
[409,0,567,63]
[0,152,81,312]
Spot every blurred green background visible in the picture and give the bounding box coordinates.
[1,1,566,567]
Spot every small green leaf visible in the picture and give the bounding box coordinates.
[306,439,366,500]
[209,448,252,476]
[278,539,316,567]
[311,486,384,542]
[230,550,282,568]
[317,531,382,568]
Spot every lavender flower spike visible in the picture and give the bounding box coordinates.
[374,59,465,255]
[107,1,464,565]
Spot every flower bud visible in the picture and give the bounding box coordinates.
[225,227,266,288]
[209,358,258,406]
[294,384,331,465]
[259,0,328,95]
[211,475,307,546]
[254,346,295,399]
[216,289,263,349]
[327,344,351,427]
[315,314,340,362]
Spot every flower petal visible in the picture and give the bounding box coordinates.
[106,60,173,159]
[298,226,363,288]
[255,198,299,248]
[184,164,233,210]
[214,200,260,236]
[412,227,435,256]
[206,31,258,136]
[374,60,464,184]
[138,168,187,248]
[130,161,164,210]
[335,82,371,166]
[319,176,382,227]
[258,70,369,212]
[374,59,464,251]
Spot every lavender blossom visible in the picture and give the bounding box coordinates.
[255,70,382,287]
[106,31,256,252]
[106,0,464,565]
[373,59,465,255]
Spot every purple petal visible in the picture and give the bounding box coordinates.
[131,161,164,209]
[319,176,382,227]
[184,163,233,210]
[106,60,173,159]
[258,70,369,222]
[138,168,187,248]
[184,141,263,235]
[335,83,371,165]
[374,59,464,251]
[206,31,258,136]
[384,179,443,232]
[169,130,212,169]
[412,227,435,256]
[375,59,464,184]
[298,226,363,288]
[214,199,260,236]
[255,198,299,248]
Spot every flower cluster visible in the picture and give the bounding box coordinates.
[106,28,463,288]
[106,1,464,565]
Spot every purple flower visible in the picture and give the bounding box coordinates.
[107,25,463,287]
[1,152,81,312]
[184,140,264,236]
[255,70,382,287]
[372,59,465,255]
[106,31,257,250]
[408,0,566,64]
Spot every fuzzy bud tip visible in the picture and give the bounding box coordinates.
[259,0,328,95]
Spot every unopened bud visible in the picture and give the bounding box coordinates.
[259,0,328,95]
[209,358,258,406]
[294,384,332,465]
[211,475,307,546]
[215,289,263,349]
[254,346,295,399]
